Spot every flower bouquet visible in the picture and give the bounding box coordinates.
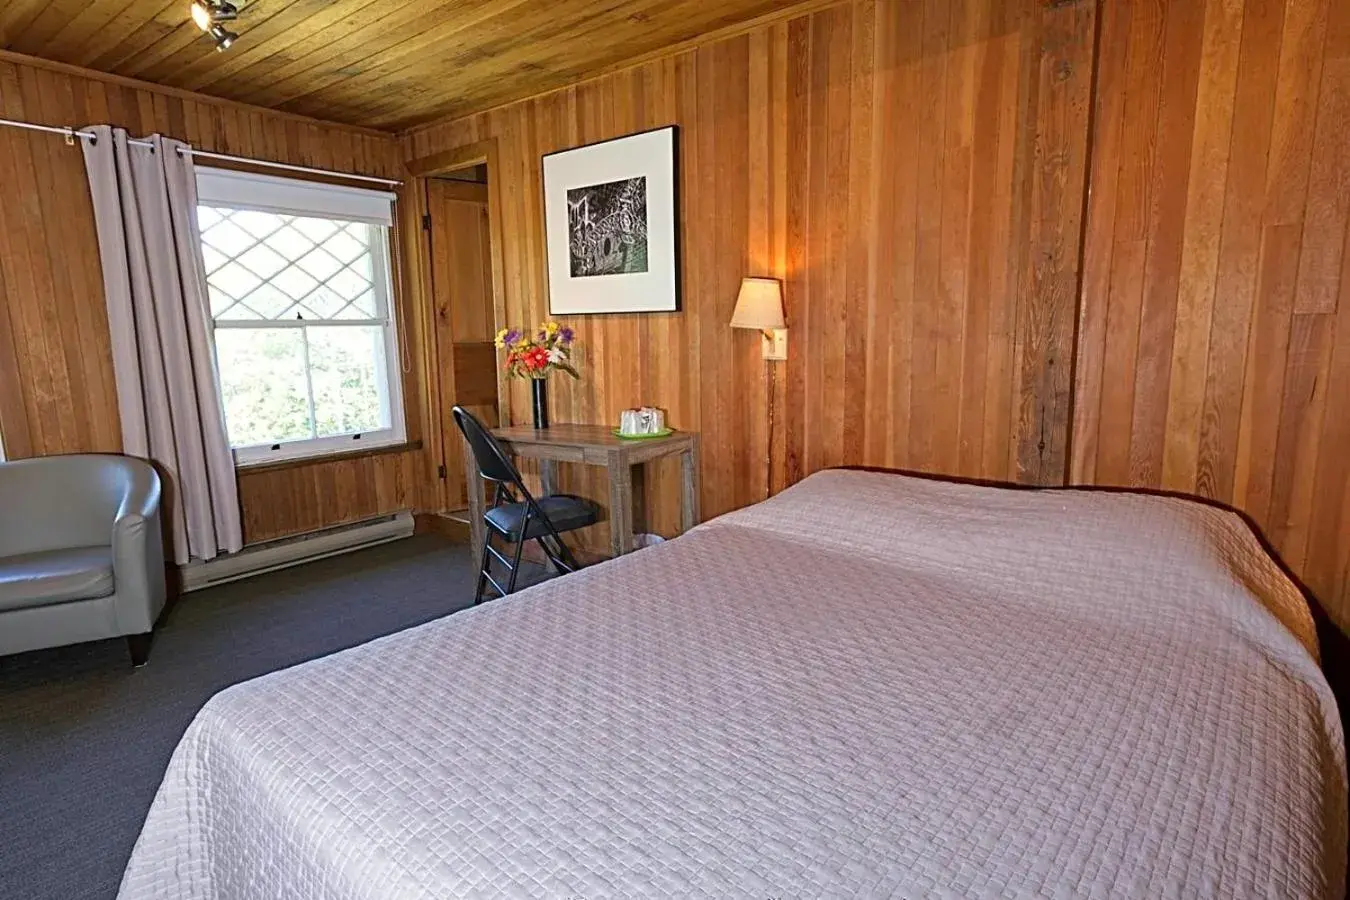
[494,321,579,428]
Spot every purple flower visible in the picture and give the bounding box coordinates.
[503,329,521,345]
[559,327,575,344]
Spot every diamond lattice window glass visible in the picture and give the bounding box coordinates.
[195,169,404,465]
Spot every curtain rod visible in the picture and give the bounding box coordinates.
[0,116,402,187]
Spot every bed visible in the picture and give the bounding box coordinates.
[118,469,1347,899]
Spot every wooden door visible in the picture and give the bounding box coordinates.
[426,177,499,510]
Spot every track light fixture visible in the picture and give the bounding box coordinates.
[189,1,239,50]
[208,23,238,51]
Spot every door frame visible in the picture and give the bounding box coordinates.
[406,138,509,511]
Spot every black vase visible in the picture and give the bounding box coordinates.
[531,378,549,429]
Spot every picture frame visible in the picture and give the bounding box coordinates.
[541,126,680,315]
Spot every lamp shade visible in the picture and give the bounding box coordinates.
[730,277,786,330]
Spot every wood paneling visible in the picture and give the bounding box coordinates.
[6,0,1350,629]
[404,0,1096,549]
[1013,0,1097,484]
[452,344,500,409]
[403,0,1350,627]
[0,53,437,545]
[0,0,845,130]
[234,448,426,544]
[1074,0,1350,626]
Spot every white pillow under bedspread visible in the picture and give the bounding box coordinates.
[118,469,1346,899]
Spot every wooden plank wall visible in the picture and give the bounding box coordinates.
[0,52,438,544]
[404,0,1096,547]
[406,0,1350,626]
[1074,0,1350,622]
[4,0,1349,628]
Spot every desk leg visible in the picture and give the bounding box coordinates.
[540,459,558,497]
[465,436,484,565]
[680,440,700,533]
[607,454,634,558]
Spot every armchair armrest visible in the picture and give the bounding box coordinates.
[110,473,167,635]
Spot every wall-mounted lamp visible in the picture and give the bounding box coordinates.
[731,276,786,501]
[730,277,787,360]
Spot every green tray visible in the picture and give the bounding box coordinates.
[612,427,675,440]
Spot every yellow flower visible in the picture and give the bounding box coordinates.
[543,321,560,335]
[494,328,509,349]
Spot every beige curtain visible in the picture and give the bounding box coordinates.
[82,125,243,564]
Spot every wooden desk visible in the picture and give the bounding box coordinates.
[464,424,700,562]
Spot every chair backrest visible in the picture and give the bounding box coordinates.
[453,407,526,487]
[0,453,159,557]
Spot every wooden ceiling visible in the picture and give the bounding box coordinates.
[0,0,828,131]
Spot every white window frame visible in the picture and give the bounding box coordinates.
[195,167,406,467]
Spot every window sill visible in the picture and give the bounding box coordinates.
[235,439,423,475]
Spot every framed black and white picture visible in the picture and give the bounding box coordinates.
[542,126,679,314]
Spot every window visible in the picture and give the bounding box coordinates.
[195,168,404,465]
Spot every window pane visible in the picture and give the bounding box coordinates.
[292,216,339,243]
[326,228,366,264]
[236,243,290,280]
[214,329,313,448]
[203,223,253,257]
[232,209,285,241]
[207,286,237,318]
[269,225,315,259]
[336,291,377,319]
[307,326,389,438]
[272,266,320,302]
[328,267,371,302]
[207,260,263,318]
[199,207,386,325]
[297,288,348,320]
[238,283,298,320]
[349,252,374,281]
[296,246,344,282]
[200,243,228,275]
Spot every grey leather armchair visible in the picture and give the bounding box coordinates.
[0,454,167,666]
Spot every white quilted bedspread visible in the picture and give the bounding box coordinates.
[119,470,1347,899]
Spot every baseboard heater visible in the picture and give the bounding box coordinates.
[180,512,416,593]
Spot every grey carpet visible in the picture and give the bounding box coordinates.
[0,535,540,900]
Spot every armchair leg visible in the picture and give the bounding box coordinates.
[127,632,153,668]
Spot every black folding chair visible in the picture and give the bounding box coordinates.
[453,406,599,603]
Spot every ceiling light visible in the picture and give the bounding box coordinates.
[190,1,237,32]
[208,23,238,51]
